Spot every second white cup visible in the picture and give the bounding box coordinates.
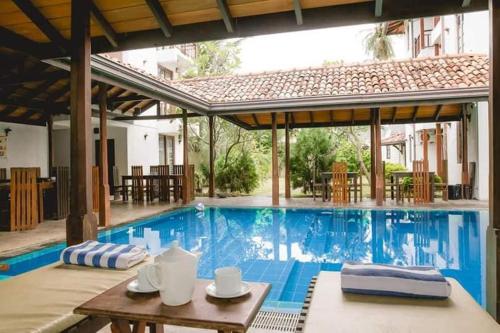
[215,266,242,296]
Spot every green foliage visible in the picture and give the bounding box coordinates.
[384,162,406,179]
[184,40,242,78]
[215,152,259,194]
[290,129,336,191]
[335,133,370,173]
[364,23,394,61]
[402,176,413,192]
[434,175,443,184]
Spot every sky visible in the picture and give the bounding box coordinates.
[236,24,406,74]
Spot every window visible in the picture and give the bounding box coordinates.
[159,135,175,165]
[386,146,391,160]
[158,66,173,80]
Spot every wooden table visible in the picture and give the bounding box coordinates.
[391,171,435,203]
[320,172,361,202]
[75,278,271,333]
[121,174,183,203]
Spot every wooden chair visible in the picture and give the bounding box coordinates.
[9,168,39,231]
[0,168,6,180]
[158,165,170,202]
[52,166,69,219]
[413,160,430,204]
[131,166,145,202]
[332,162,348,204]
[92,166,99,212]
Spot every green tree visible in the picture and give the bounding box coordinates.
[184,40,242,78]
[363,23,394,61]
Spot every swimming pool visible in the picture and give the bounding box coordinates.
[0,207,488,310]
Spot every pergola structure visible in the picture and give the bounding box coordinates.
[0,0,499,319]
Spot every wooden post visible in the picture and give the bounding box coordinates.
[66,0,97,245]
[436,124,443,177]
[47,115,53,175]
[461,110,469,193]
[285,112,291,199]
[182,109,190,204]
[489,0,500,320]
[422,129,429,164]
[374,108,383,206]
[208,115,215,198]
[370,122,376,199]
[98,83,110,227]
[271,113,279,205]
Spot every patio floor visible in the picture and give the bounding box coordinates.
[0,196,488,258]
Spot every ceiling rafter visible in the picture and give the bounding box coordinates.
[90,1,118,48]
[12,0,68,52]
[350,109,355,124]
[0,70,67,87]
[412,106,419,122]
[145,0,173,38]
[391,106,397,123]
[434,104,444,120]
[293,0,304,25]
[216,0,235,33]
[109,94,151,104]
[121,100,144,114]
[252,113,260,127]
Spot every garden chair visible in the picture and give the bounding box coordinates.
[413,160,430,204]
[131,166,146,202]
[332,162,348,204]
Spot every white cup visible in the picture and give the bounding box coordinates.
[215,267,242,296]
[137,266,156,291]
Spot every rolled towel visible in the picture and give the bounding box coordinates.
[60,240,147,269]
[341,262,451,299]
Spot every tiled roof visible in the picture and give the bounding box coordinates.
[171,54,488,104]
[382,132,406,145]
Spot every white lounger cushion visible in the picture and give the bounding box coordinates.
[0,260,148,333]
[304,271,499,333]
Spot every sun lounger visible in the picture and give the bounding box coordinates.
[301,271,499,333]
[0,260,149,333]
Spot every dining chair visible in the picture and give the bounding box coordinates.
[9,168,39,231]
[131,166,145,202]
[413,160,430,204]
[332,162,348,204]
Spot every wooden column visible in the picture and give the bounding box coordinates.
[182,109,190,204]
[285,112,291,199]
[374,108,383,206]
[422,129,429,164]
[47,115,53,175]
[98,83,110,227]
[461,111,469,189]
[489,0,500,320]
[208,115,215,198]
[370,122,376,199]
[436,124,443,177]
[271,113,279,206]
[66,0,97,245]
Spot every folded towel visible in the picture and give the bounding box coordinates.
[341,262,451,299]
[60,240,147,269]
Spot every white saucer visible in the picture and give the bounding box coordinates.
[206,282,251,298]
[127,279,158,293]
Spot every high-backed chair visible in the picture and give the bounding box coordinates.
[52,166,69,219]
[413,160,430,204]
[9,168,39,231]
[332,162,348,204]
[131,166,145,202]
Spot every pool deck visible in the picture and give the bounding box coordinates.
[0,196,488,258]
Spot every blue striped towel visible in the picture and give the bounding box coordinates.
[60,241,147,269]
[341,262,451,299]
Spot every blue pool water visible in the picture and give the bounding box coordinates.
[0,207,488,310]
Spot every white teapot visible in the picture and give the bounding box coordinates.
[145,240,200,306]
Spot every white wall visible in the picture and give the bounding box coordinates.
[477,102,489,200]
[0,122,49,177]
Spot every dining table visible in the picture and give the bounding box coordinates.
[390,171,436,203]
[320,171,361,202]
[121,174,184,202]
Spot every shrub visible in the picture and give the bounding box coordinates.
[215,153,259,194]
[384,162,406,179]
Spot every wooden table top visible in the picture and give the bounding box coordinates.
[75,278,270,332]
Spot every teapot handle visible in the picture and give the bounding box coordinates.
[144,263,162,290]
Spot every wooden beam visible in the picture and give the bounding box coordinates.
[0,70,67,87]
[66,0,97,245]
[272,113,279,205]
[434,104,443,120]
[370,121,376,199]
[436,123,443,178]
[374,108,383,206]
[252,113,260,127]
[90,1,118,48]
[391,106,397,123]
[293,0,304,25]
[412,105,419,122]
[351,109,355,125]
[290,112,296,128]
[182,109,191,203]
[309,111,314,123]
[330,110,335,125]
[488,0,500,320]
[12,0,68,52]
[145,0,173,38]
[98,83,111,227]
[0,27,57,57]
[208,115,215,198]
[461,109,469,190]
[285,113,291,199]
[375,0,384,16]
[110,95,151,104]
[216,0,235,33]
[120,101,143,113]
[112,113,200,121]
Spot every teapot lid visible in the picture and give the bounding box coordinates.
[159,240,197,262]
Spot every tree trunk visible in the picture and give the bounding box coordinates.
[347,127,371,186]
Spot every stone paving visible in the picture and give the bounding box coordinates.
[0,195,488,258]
